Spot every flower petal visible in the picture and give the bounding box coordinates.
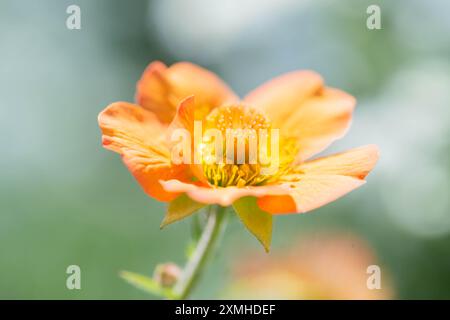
[136,61,238,123]
[287,89,356,161]
[98,102,188,201]
[244,71,355,161]
[98,101,168,154]
[168,96,209,184]
[257,175,366,215]
[256,194,297,214]
[168,95,198,133]
[160,179,290,207]
[244,70,324,123]
[258,145,378,214]
[298,145,379,179]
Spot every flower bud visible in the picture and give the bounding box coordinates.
[153,263,181,288]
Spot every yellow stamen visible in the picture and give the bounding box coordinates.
[201,105,298,187]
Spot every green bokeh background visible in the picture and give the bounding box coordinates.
[0,0,449,299]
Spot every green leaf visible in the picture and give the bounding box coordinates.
[232,196,273,252]
[161,194,205,228]
[119,270,177,299]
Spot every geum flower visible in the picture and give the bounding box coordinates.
[98,61,379,251]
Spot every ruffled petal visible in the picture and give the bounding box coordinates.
[136,61,238,123]
[244,70,324,124]
[123,151,190,202]
[168,96,209,184]
[244,71,355,161]
[297,145,379,179]
[98,101,168,154]
[257,145,379,214]
[258,175,365,214]
[98,102,188,201]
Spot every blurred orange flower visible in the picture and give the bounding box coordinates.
[98,61,378,250]
[224,233,394,300]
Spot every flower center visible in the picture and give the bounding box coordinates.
[200,105,296,187]
[206,104,271,133]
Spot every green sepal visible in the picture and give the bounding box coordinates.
[161,194,205,228]
[232,196,273,252]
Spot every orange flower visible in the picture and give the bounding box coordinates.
[98,61,379,251]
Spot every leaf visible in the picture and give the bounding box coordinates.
[232,196,273,252]
[161,194,205,228]
[119,270,177,299]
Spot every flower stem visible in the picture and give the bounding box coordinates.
[173,205,228,299]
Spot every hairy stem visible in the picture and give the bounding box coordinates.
[173,205,228,299]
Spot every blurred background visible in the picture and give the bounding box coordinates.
[0,0,449,299]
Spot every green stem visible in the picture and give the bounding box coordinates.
[173,205,228,299]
